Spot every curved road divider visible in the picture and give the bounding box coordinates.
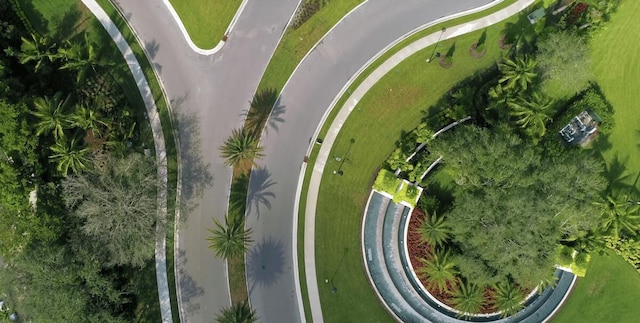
[81,0,173,322]
[162,0,249,55]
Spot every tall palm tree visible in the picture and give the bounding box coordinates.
[19,34,58,72]
[219,128,264,167]
[451,280,484,318]
[215,299,257,323]
[493,280,524,318]
[207,211,253,260]
[49,136,91,176]
[58,34,114,83]
[593,193,640,240]
[418,248,458,294]
[498,55,538,92]
[71,106,109,137]
[417,211,451,248]
[32,92,74,139]
[507,92,552,138]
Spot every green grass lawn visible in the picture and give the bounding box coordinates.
[310,7,533,321]
[589,0,640,190]
[552,251,640,323]
[168,0,242,49]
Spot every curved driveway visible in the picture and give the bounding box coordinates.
[247,0,497,322]
[110,0,299,321]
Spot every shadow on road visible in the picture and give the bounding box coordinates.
[176,249,204,314]
[174,96,214,219]
[247,166,276,219]
[246,236,285,293]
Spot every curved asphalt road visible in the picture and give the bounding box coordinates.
[247,0,496,322]
[110,0,300,321]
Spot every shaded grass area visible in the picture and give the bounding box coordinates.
[257,0,363,92]
[588,0,640,191]
[168,0,242,49]
[552,251,640,323]
[310,10,528,322]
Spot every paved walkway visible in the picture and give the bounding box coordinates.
[301,0,575,321]
[80,1,172,321]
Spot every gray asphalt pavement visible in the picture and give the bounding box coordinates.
[247,0,496,322]
[110,0,300,322]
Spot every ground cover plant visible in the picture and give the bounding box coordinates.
[168,0,242,49]
[0,0,179,321]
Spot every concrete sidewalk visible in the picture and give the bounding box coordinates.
[302,0,542,321]
[81,1,173,322]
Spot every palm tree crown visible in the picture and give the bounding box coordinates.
[207,212,253,260]
[418,248,458,294]
[493,280,525,318]
[32,92,74,139]
[498,55,538,92]
[219,128,264,167]
[216,300,257,323]
[50,136,91,176]
[451,280,484,318]
[594,193,640,240]
[507,92,552,138]
[417,211,451,248]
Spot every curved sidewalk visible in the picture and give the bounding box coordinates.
[362,191,576,322]
[301,0,558,321]
[81,0,173,321]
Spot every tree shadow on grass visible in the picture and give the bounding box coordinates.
[174,95,214,219]
[246,237,285,294]
[247,166,276,219]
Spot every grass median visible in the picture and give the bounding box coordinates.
[168,0,242,49]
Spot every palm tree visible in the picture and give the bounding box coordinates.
[50,136,91,176]
[498,55,538,92]
[219,128,264,167]
[493,280,524,318]
[32,92,74,139]
[451,280,484,318]
[215,300,257,323]
[244,88,278,136]
[418,248,458,294]
[507,92,552,138]
[19,34,58,72]
[417,211,451,248]
[58,34,114,83]
[593,193,640,240]
[207,211,253,260]
[71,106,109,137]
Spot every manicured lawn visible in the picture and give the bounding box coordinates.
[552,251,640,323]
[310,6,534,321]
[168,0,242,49]
[589,0,640,190]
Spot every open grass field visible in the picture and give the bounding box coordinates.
[552,251,640,323]
[589,0,640,190]
[168,0,242,49]
[308,7,533,321]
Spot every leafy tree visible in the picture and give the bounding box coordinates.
[219,128,264,167]
[418,248,458,294]
[537,30,591,96]
[594,193,640,240]
[493,280,524,318]
[507,92,552,139]
[451,280,484,318]
[216,299,258,323]
[63,153,158,267]
[498,55,538,92]
[58,34,114,83]
[207,211,253,260]
[49,136,91,176]
[414,122,435,144]
[31,92,73,139]
[19,33,57,72]
[417,211,451,248]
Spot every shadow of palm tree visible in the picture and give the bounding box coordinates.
[174,95,214,217]
[247,166,276,218]
[176,249,204,314]
[242,88,286,136]
[230,172,250,215]
[501,9,540,54]
[246,237,285,293]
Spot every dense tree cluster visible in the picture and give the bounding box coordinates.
[0,3,157,320]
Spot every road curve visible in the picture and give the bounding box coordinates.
[109,0,300,321]
[247,0,497,322]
